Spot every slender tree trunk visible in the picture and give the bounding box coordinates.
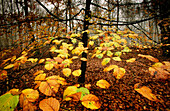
[78,0,91,83]
[157,0,170,56]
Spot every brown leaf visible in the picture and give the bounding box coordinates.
[134,83,159,102]
[138,54,159,62]
[39,80,60,96]
[67,92,82,101]
[39,97,60,111]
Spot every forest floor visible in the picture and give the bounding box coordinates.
[0,47,170,111]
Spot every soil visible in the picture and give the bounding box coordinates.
[0,47,169,111]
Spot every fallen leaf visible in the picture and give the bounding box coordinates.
[39,59,45,64]
[81,94,101,109]
[63,86,77,101]
[138,54,159,62]
[96,79,110,89]
[134,83,159,102]
[45,63,54,70]
[34,74,46,89]
[113,67,126,79]
[62,68,71,77]
[67,92,82,101]
[112,57,122,61]
[126,58,136,63]
[39,97,60,111]
[33,70,44,76]
[39,80,60,96]
[77,87,90,100]
[101,58,111,66]
[27,58,38,63]
[103,65,118,72]
[4,64,14,69]
[72,69,82,76]
[21,89,39,102]
[47,75,67,85]
[0,93,19,111]
[80,58,87,61]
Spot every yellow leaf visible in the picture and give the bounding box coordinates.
[112,57,122,61]
[89,41,94,46]
[45,63,54,70]
[63,86,77,101]
[21,89,39,102]
[103,65,118,72]
[39,97,60,111]
[126,58,136,63]
[113,67,126,79]
[152,62,164,68]
[53,40,62,45]
[72,69,82,76]
[50,46,56,52]
[47,75,67,85]
[62,68,71,77]
[4,64,14,69]
[21,51,27,55]
[81,94,101,109]
[101,58,111,66]
[11,56,16,62]
[71,56,79,60]
[34,73,46,89]
[27,58,38,63]
[39,59,45,64]
[134,83,159,102]
[96,79,110,89]
[80,58,87,61]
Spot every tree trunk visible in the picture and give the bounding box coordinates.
[157,0,170,56]
[78,0,91,83]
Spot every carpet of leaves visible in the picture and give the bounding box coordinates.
[0,47,169,111]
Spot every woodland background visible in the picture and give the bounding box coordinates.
[0,0,169,111]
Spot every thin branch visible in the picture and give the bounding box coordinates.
[35,0,84,22]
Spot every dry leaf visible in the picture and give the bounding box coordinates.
[134,83,159,102]
[101,58,111,66]
[113,67,126,79]
[39,97,60,111]
[63,86,77,101]
[62,68,71,77]
[112,57,122,61]
[80,57,87,61]
[67,92,82,101]
[103,65,118,72]
[72,69,82,76]
[126,58,136,63]
[81,94,101,109]
[96,79,110,89]
[47,75,67,85]
[138,54,159,62]
[39,80,60,96]
[21,89,39,102]
[4,64,14,69]
[45,63,54,70]
[33,70,44,76]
